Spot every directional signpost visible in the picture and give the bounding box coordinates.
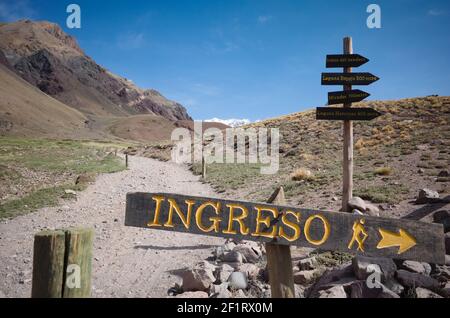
[319,37,380,212]
[125,192,446,264]
[328,90,370,105]
[316,107,382,121]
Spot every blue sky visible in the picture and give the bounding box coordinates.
[1,0,449,121]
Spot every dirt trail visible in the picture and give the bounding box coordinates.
[0,156,223,298]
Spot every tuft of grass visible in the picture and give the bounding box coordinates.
[354,185,409,204]
[291,168,314,181]
[374,167,393,176]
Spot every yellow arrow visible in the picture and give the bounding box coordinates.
[377,228,417,254]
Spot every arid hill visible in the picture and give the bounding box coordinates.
[0,20,191,121]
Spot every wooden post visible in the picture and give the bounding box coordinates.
[31,230,66,298]
[342,36,354,212]
[63,228,94,298]
[265,187,295,298]
[202,155,206,179]
[31,228,93,298]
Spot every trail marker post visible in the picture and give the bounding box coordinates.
[319,37,380,212]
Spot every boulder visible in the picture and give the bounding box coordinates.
[238,263,261,280]
[396,270,440,290]
[217,264,234,283]
[75,173,96,185]
[438,170,449,177]
[384,279,405,295]
[294,270,317,285]
[416,189,440,204]
[318,285,348,298]
[415,287,443,298]
[228,272,248,290]
[400,261,430,275]
[210,283,232,298]
[175,291,209,298]
[349,281,399,298]
[233,245,261,264]
[298,256,318,271]
[222,250,244,264]
[181,262,216,292]
[348,197,379,216]
[352,256,396,282]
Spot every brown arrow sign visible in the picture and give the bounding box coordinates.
[328,90,370,105]
[322,73,380,86]
[326,54,369,68]
[316,107,382,121]
[125,192,446,264]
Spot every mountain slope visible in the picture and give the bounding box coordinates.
[0,63,101,138]
[0,20,191,121]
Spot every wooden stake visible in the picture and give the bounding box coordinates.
[31,230,66,298]
[265,187,295,298]
[202,155,206,179]
[342,36,354,212]
[62,228,94,298]
[126,154,129,168]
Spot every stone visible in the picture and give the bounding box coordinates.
[233,245,261,263]
[364,203,380,217]
[222,250,244,264]
[442,282,450,297]
[415,287,443,298]
[318,285,348,298]
[64,189,77,195]
[238,263,261,280]
[308,262,354,297]
[294,270,317,285]
[433,210,450,233]
[175,291,209,298]
[416,188,440,204]
[210,283,232,298]
[352,209,364,216]
[384,279,405,295]
[401,261,429,275]
[348,197,366,211]
[228,272,248,290]
[438,170,449,177]
[396,270,440,290]
[217,264,234,283]
[445,233,450,254]
[298,257,318,270]
[352,256,397,282]
[234,289,247,298]
[75,173,95,185]
[181,262,216,292]
[349,281,399,298]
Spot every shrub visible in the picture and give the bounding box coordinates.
[374,167,393,176]
[291,168,314,181]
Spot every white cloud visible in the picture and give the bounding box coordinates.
[0,0,36,22]
[428,9,447,16]
[258,15,272,24]
[117,32,146,50]
[204,118,258,127]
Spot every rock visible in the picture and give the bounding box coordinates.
[222,250,244,264]
[438,170,449,177]
[181,262,216,292]
[175,291,209,298]
[318,285,348,298]
[364,203,380,217]
[416,188,440,204]
[348,197,366,211]
[352,209,364,216]
[442,282,450,297]
[352,256,397,282]
[228,272,248,290]
[233,245,261,264]
[217,264,234,283]
[349,281,399,298]
[298,257,318,270]
[396,270,440,290]
[401,261,430,275]
[446,255,450,266]
[64,189,77,195]
[384,279,405,295]
[75,173,96,185]
[238,263,261,280]
[210,283,232,298]
[294,270,316,285]
[308,263,355,297]
[418,168,425,174]
[415,287,443,298]
[445,233,450,254]
[234,289,247,298]
[433,210,450,233]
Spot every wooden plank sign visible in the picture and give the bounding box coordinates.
[316,107,382,121]
[322,73,379,86]
[125,193,446,264]
[326,54,369,68]
[328,90,370,105]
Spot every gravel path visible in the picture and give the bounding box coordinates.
[0,156,223,298]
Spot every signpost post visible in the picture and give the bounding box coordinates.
[124,192,446,264]
[320,37,380,212]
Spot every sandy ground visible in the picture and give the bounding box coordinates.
[0,156,223,298]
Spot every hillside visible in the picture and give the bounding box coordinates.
[0,20,191,121]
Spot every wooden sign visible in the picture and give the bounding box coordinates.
[326,54,369,68]
[328,90,370,105]
[125,192,445,264]
[321,73,379,86]
[316,107,382,121]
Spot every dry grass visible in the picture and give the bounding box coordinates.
[374,167,393,176]
[291,168,314,181]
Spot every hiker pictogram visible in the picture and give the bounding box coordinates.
[348,219,368,252]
